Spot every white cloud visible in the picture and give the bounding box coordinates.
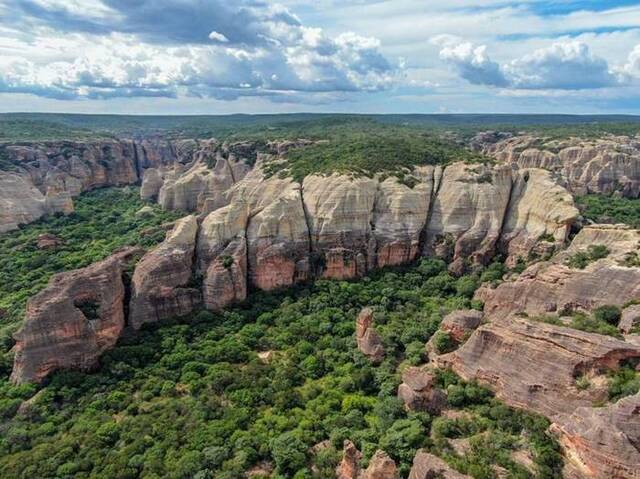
[436,39,622,91]
[208,31,229,43]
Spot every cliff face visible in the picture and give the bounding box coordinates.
[475,133,640,197]
[0,138,244,232]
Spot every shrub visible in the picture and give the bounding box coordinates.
[432,331,457,354]
[593,305,622,325]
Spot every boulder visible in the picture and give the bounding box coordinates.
[409,451,471,479]
[620,304,640,334]
[361,450,399,479]
[397,367,447,414]
[129,215,200,329]
[435,317,640,418]
[36,233,63,250]
[439,310,483,342]
[11,248,143,384]
[356,308,385,363]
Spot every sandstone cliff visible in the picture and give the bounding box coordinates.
[475,132,640,197]
[10,248,143,384]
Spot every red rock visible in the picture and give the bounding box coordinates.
[202,238,247,311]
[356,308,385,363]
[129,216,200,329]
[336,440,363,479]
[550,393,640,479]
[11,248,143,384]
[435,317,640,418]
[440,310,483,343]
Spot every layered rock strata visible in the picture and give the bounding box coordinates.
[10,248,143,384]
[475,133,640,197]
[128,215,200,329]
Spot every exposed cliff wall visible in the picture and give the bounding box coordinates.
[475,133,640,197]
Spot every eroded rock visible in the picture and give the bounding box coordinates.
[356,308,385,363]
[409,451,471,479]
[397,367,447,414]
[129,215,201,329]
[11,248,143,384]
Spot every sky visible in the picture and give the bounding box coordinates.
[0,0,639,114]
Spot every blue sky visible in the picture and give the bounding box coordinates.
[0,0,639,114]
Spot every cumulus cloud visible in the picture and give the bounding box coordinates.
[436,38,622,91]
[620,44,640,80]
[0,0,397,102]
[432,35,507,87]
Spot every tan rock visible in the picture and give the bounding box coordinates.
[440,310,483,342]
[302,173,377,279]
[140,168,164,201]
[356,308,385,363]
[36,233,63,250]
[550,393,640,479]
[500,168,578,266]
[129,216,200,329]
[424,162,513,272]
[11,248,143,384]
[336,440,363,479]
[361,450,399,479]
[478,225,640,319]
[435,317,640,418]
[0,172,47,232]
[620,304,640,334]
[397,367,447,414]
[409,451,471,479]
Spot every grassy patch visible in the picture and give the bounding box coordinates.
[576,194,640,228]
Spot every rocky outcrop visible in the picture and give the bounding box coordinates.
[435,317,640,418]
[337,440,363,479]
[424,163,513,273]
[140,168,164,201]
[439,310,483,343]
[397,367,447,414]
[128,216,200,329]
[36,233,63,250]
[477,225,640,319]
[336,441,398,479]
[499,168,578,266]
[356,308,385,363]
[11,248,143,384]
[620,304,640,334]
[476,133,640,197]
[409,451,471,479]
[550,393,640,479]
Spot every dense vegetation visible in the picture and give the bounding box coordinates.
[1,113,638,143]
[0,256,562,478]
[577,194,640,228]
[0,188,183,334]
[263,125,487,182]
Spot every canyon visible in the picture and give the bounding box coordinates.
[2,131,640,478]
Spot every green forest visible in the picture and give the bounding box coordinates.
[0,256,563,479]
[0,187,567,478]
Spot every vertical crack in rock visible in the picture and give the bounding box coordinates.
[419,165,444,256]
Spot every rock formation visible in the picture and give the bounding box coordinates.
[434,317,640,418]
[409,451,471,479]
[438,310,483,343]
[397,367,447,414]
[336,441,398,479]
[620,304,640,334]
[550,393,640,478]
[129,215,200,329]
[11,248,143,384]
[356,308,385,363]
[475,133,640,197]
[477,225,640,319]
